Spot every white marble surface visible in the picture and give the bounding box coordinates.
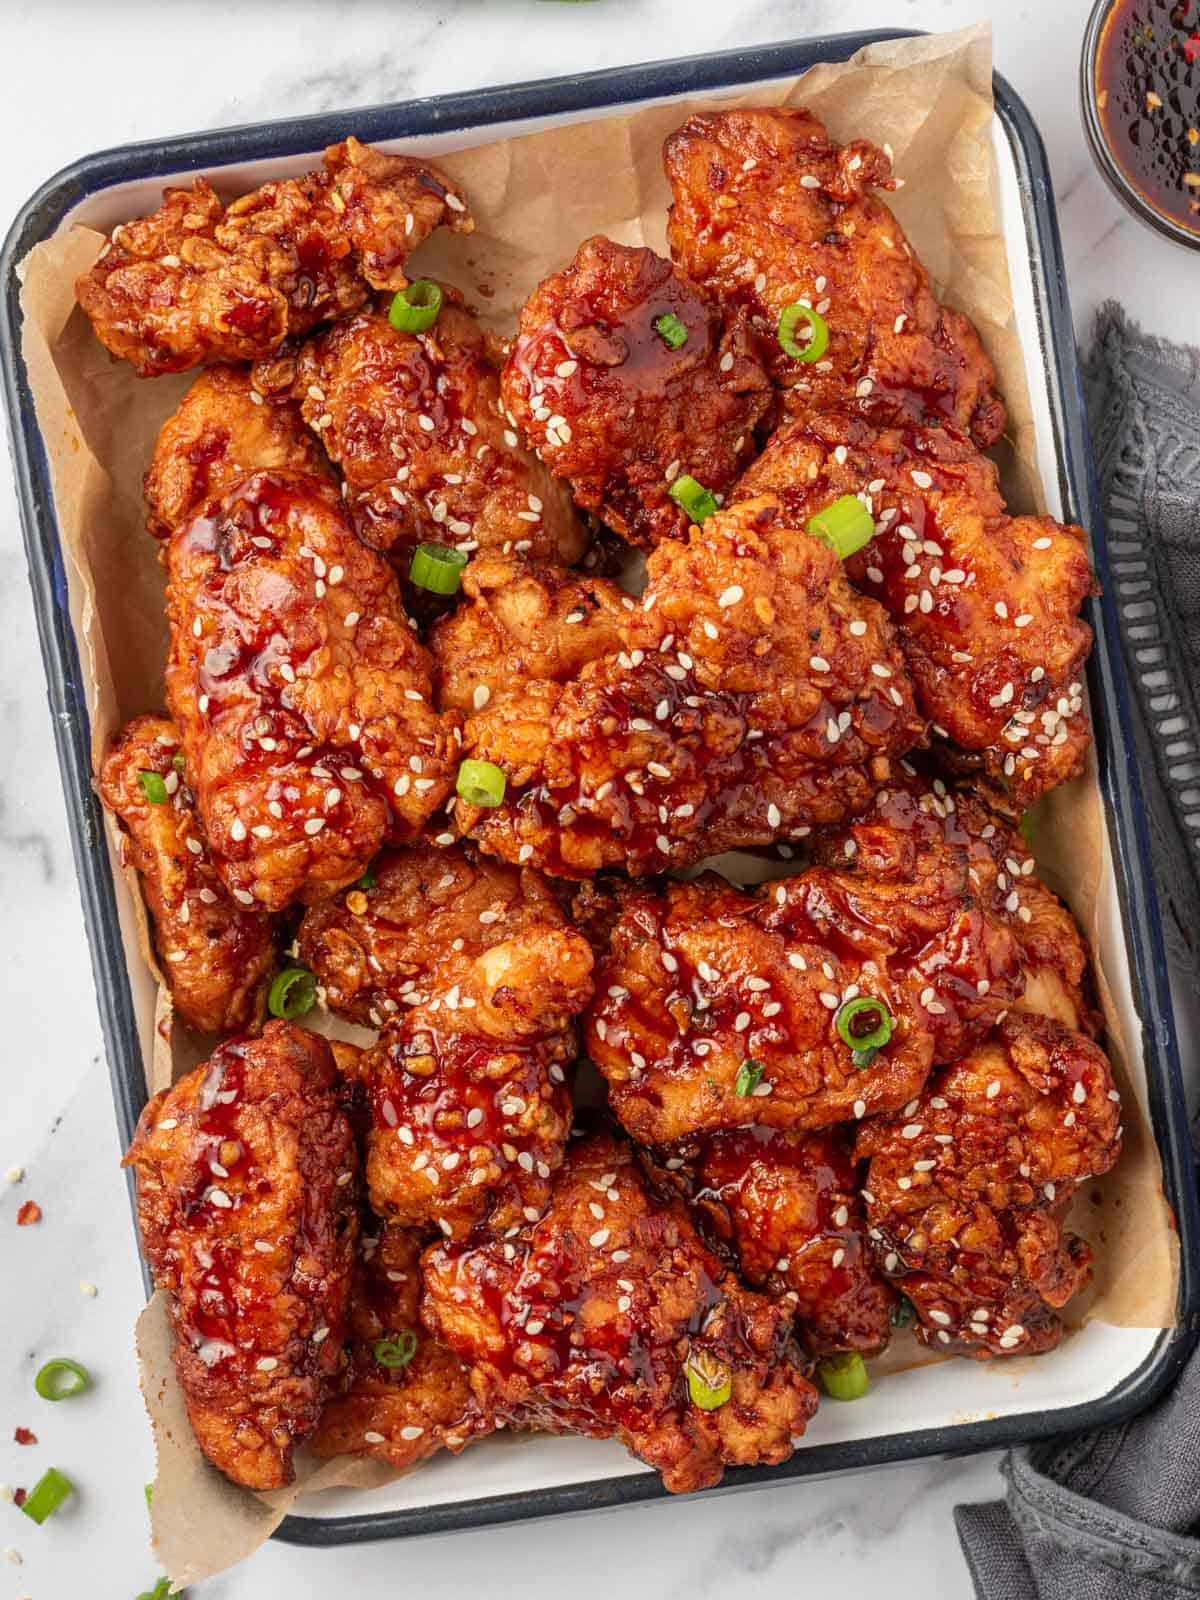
[0,1,1194,1595]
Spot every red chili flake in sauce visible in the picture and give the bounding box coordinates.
[15,1202,41,1227]
[13,1428,37,1446]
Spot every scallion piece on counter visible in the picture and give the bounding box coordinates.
[654,312,689,350]
[816,1351,870,1402]
[388,279,443,333]
[373,1330,418,1370]
[455,759,507,808]
[778,302,830,363]
[685,1349,732,1411]
[267,966,317,1021]
[34,1358,91,1402]
[20,1467,73,1524]
[409,542,468,595]
[806,495,875,559]
[137,771,169,805]
[668,474,718,524]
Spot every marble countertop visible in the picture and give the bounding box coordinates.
[1,1,1193,1595]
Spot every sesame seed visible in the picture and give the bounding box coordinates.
[853,1099,867,1118]
[718,585,743,608]
[589,1228,610,1248]
[986,1080,1001,1100]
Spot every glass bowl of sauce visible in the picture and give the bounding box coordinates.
[1082,0,1200,249]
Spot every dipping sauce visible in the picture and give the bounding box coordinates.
[1095,0,1200,236]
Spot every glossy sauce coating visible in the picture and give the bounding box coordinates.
[98,714,277,1034]
[422,1132,817,1492]
[123,1023,359,1488]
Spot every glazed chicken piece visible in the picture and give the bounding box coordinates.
[814,764,1094,1034]
[253,295,585,578]
[435,496,925,878]
[500,236,771,548]
[311,1223,491,1468]
[670,1127,894,1356]
[75,137,472,377]
[430,556,631,715]
[144,365,331,540]
[422,1132,817,1493]
[857,1013,1122,1358]
[298,846,593,1237]
[584,840,1023,1145]
[98,715,276,1034]
[123,1022,359,1489]
[664,107,1006,450]
[164,467,458,912]
[736,413,1095,807]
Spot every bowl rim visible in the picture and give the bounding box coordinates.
[1080,0,1200,254]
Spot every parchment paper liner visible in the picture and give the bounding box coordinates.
[14,23,1178,1584]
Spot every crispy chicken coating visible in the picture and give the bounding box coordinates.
[144,365,330,540]
[164,469,458,912]
[422,1133,817,1492]
[501,236,771,548]
[857,1014,1122,1358]
[75,138,471,377]
[311,1224,490,1468]
[814,764,1094,1034]
[437,496,925,878]
[123,1022,359,1489]
[585,840,1022,1145]
[664,108,1006,449]
[98,715,276,1034]
[255,295,585,576]
[299,846,593,1237]
[736,414,1095,807]
[667,1127,894,1356]
[430,557,631,715]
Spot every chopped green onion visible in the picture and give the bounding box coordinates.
[778,303,830,364]
[456,759,507,808]
[20,1467,73,1524]
[806,495,875,559]
[835,996,893,1053]
[268,966,317,1021]
[850,1046,878,1072]
[145,1483,154,1508]
[388,279,443,333]
[355,866,377,893]
[373,1330,418,1370]
[685,1348,732,1411]
[34,1358,90,1401]
[1018,811,1037,849]
[137,1581,173,1600]
[137,771,168,805]
[654,312,689,350]
[816,1351,870,1402]
[891,1295,917,1329]
[668,474,718,524]
[734,1059,765,1097]
[172,753,186,771]
[409,542,468,595]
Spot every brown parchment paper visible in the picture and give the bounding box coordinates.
[14,22,1180,1585]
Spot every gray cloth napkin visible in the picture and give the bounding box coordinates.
[953,305,1200,1597]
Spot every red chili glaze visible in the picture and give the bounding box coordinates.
[1096,0,1200,236]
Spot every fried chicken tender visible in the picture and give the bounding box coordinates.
[814,764,1094,1034]
[436,496,925,878]
[857,1014,1122,1358]
[585,840,1022,1145]
[664,108,1006,449]
[500,236,771,548]
[254,296,585,576]
[165,469,458,912]
[123,1022,359,1489]
[76,138,472,377]
[299,846,593,1237]
[144,365,330,540]
[736,414,1095,807]
[671,1127,894,1356]
[422,1133,817,1492]
[98,715,276,1034]
[311,1224,490,1468]
[430,557,630,715]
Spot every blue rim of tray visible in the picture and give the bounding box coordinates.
[2,27,1197,1549]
